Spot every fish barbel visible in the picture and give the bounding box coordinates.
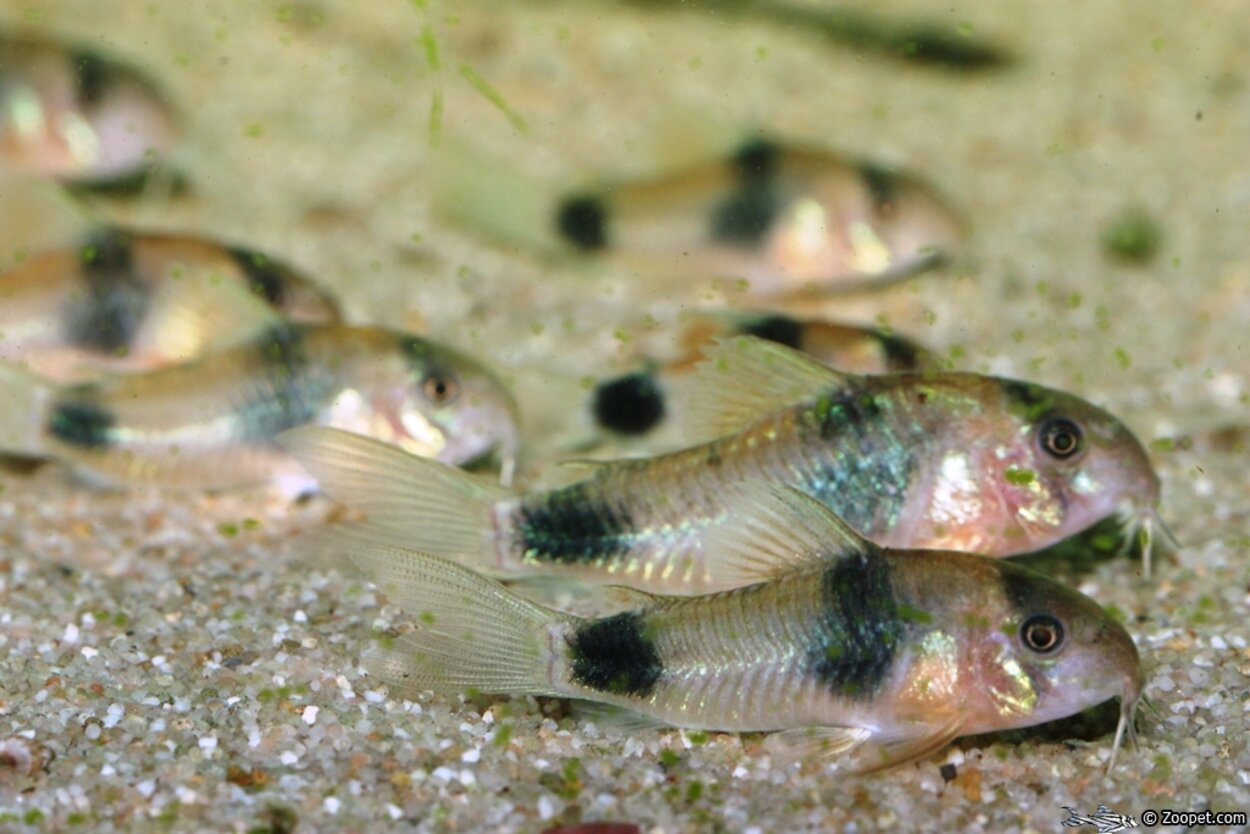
[554,138,962,297]
[0,34,176,184]
[288,336,1164,589]
[0,322,519,490]
[346,486,1143,772]
[0,226,340,381]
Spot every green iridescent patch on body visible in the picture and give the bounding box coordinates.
[797,386,917,537]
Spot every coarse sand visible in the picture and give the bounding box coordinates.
[0,1,1247,831]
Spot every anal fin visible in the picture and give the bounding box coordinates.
[569,701,671,732]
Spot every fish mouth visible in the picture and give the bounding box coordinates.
[1107,679,1151,772]
[455,442,517,487]
[1116,502,1178,580]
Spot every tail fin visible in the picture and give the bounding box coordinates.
[0,363,53,457]
[350,544,568,696]
[429,143,557,252]
[278,426,509,564]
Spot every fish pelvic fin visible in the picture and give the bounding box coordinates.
[678,335,849,443]
[766,712,965,774]
[702,482,879,586]
[349,544,569,697]
[278,426,509,563]
[0,363,55,457]
[763,726,875,765]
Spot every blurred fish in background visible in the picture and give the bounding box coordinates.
[0,323,521,491]
[439,138,963,299]
[623,0,1012,72]
[0,33,177,186]
[0,226,340,381]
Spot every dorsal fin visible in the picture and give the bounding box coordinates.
[703,482,879,586]
[142,267,286,362]
[677,335,850,443]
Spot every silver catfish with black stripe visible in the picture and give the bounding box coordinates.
[346,487,1145,772]
[0,322,520,490]
[286,336,1165,588]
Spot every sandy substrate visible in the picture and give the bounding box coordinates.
[0,0,1248,831]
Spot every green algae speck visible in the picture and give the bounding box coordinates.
[1005,465,1036,486]
[1103,208,1162,263]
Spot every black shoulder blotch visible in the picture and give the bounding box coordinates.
[807,554,903,700]
[556,194,609,251]
[64,228,146,353]
[232,323,317,440]
[592,371,665,436]
[254,322,307,370]
[80,227,134,273]
[568,611,663,697]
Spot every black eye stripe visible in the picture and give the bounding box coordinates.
[1021,614,1065,654]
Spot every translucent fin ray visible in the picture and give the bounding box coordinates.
[702,482,879,586]
[677,335,848,443]
[345,544,567,696]
[279,426,508,560]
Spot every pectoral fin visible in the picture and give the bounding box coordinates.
[855,713,966,773]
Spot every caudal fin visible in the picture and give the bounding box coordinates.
[349,544,568,696]
[0,363,53,457]
[430,143,557,252]
[278,426,509,565]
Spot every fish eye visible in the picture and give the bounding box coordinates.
[1020,614,1065,654]
[1040,418,1084,459]
[421,371,459,405]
